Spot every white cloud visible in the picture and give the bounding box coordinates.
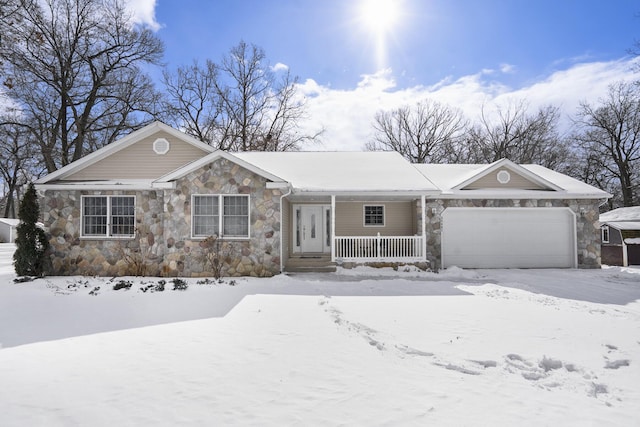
[500,63,515,74]
[272,63,289,72]
[297,58,639,151]
[125,0,161,31]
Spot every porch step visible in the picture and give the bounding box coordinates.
[284,257,336,273]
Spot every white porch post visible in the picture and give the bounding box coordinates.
[421,195,427,261]
[331,195,336,261]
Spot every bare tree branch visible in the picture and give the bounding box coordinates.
[366,99,467,163]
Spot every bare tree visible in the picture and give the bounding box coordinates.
[162,60,223,144]
[463,100,568,168]
[163,41,322,151]
[573,81,640,207]
[0,117,40,218]
[366,99,467,163]
[0,0,164,172]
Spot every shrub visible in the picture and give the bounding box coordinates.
[13,183,49,277]
[171,278,188,291]
[113,280,133,290]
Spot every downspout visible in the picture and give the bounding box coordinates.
[279,184,292,274]
[421,195,427,262]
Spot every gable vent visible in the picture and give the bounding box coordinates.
[496,170,511,184]
[153,138,170,155]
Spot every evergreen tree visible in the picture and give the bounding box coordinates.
[13,183,48,277]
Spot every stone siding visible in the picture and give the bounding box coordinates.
[162,158,281,277]
[43,158,282,277]
[423,198,602,270]
[44,189,165,276]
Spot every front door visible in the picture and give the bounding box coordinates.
[301,205,324,253]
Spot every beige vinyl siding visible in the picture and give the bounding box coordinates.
[66,130,211,180]
[335,201,414,236]
[463,167,548,190]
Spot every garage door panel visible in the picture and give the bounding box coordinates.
[442,208,576,269]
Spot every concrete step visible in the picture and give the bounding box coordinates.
[284,257,336,273]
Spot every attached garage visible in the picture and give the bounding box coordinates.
[442,207,577,269]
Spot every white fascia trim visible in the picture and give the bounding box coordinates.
[437,190,607,200]
[36,182,156,191]
[292,190,441,197]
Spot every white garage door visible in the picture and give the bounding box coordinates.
[442,207,576,268]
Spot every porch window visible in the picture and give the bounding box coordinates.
[192,195,249,238]
[602,225,609,243]
[364,205,385,226]
[81,195,135,238]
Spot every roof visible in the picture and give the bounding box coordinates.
[155,151,287,186]
[603,221,640,231]
[600,206,640,223]
[234,151,440,194]
[414,161,611,199]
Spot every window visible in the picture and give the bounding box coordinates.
[193,195,219,237]
[602,225,609,244]
[223,196,249,237]
[192,195,249,238]
[364,205,384,226]
[82,196,135,238]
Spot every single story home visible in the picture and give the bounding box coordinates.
[599,206,640,267]
[0,218,19,243]
[34,122,610,277]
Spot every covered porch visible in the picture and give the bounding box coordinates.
[283,194,428,272]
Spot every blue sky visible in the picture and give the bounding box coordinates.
[130,0,640,150]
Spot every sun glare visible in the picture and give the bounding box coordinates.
[359,0,401,34]
[356,0,404,69]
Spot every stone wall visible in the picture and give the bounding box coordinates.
[44,189,165,276]
[161,157,282,277]
[43,158,283,277]
[422,198,602,270]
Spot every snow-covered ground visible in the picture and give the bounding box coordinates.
[0,243,638,426]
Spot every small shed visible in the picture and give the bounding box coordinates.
[0,218,20,243]
[600,207,640,267]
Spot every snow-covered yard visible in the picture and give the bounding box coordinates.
[0,243,638,426]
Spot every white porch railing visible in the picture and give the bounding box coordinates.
[334,233,424,262]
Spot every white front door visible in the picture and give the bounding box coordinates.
[301,205,324,253]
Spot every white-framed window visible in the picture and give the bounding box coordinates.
[192,194,250,239]
[602,225,610,244]
[364,205,385,226]
[81,195,135,238]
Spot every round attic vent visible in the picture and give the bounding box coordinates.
[153,138,170,155]
[496,170,511,184]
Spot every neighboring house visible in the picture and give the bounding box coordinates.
[34,122,610,277]
[0,218,19,243]
[599,206,640,267]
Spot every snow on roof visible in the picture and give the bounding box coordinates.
[414,163,610,198]
[413,164,484,191]
[600,206,640,222]
[603,221,640,231]
[233,151,439,193]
